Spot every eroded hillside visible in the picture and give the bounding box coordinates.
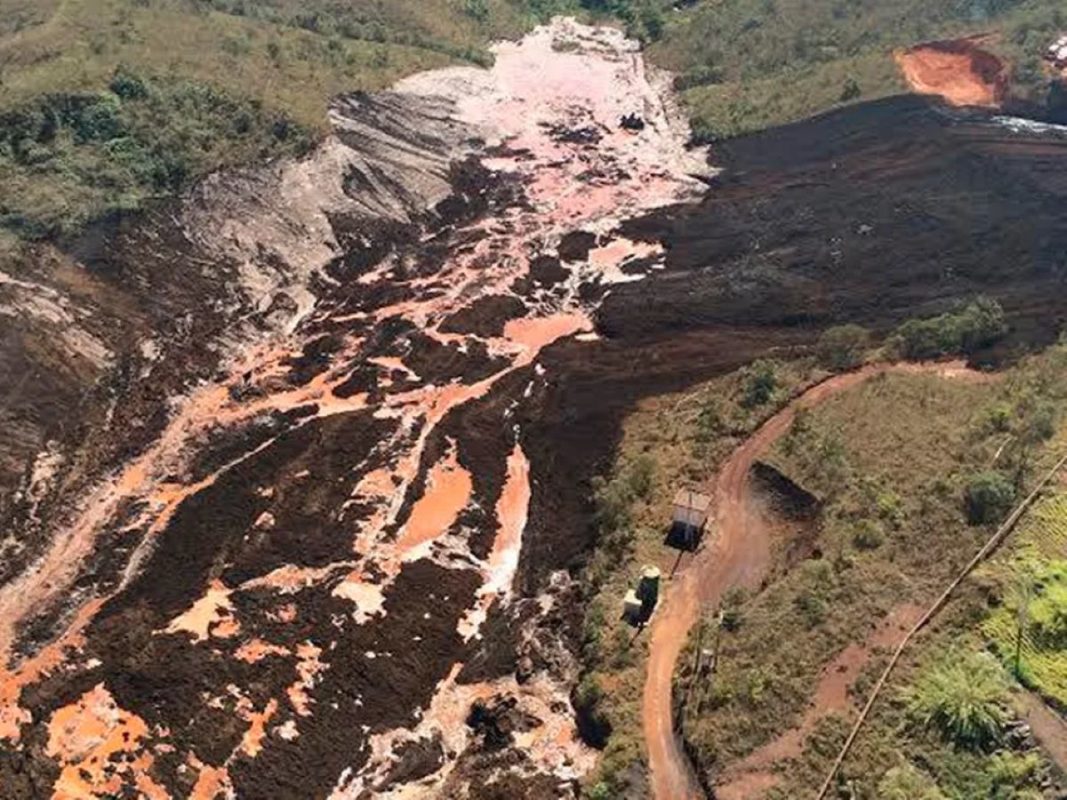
[2,14,1067,800]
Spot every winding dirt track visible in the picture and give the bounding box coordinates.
[643,360,990,800]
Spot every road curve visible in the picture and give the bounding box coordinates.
[642,360,991,800]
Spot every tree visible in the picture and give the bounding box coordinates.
[816,324,869,371]
[954,295,1008,353]
[892,298,1007,360]
[964,470,1016,525]
[904,650,1008,749]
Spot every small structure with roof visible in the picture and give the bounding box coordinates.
[669,487,711,551]
[623,565,663,626]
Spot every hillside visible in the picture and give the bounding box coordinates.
[2,0,1066,241]
[650,0,1067,139]
[0,0,539,239]
[1,6,1067,800]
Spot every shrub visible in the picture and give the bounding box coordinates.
[852,519,884,550]
[463,0,490,22]
[741,359,777,408]
[983,401,1013,433]
[720,586,747,632]
[877,764,946,800]
[592,474,632,533]
[794,588,826,628]
[109,66,149,100]
[695,397,723,443]
[839,77,862,102]
[893,297,1007,360]
[816,324,869,371]
[627,455,656,500]
[904,649,1009,749]
[876,490,905,527]
[573,673,612,748]
[964,470,1016,525]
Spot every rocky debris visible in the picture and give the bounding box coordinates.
[528,255,570,289]
[1046,34,1067,69]
[439,295,528,338]
[467,695,541,751]
[557,230,598,262]
[545,123,603,145]
[374,732,446,792]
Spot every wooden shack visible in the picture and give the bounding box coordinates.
[671,488,711,550]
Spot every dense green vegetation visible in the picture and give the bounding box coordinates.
[892,297,1009,361]
[0,70,311,237]
[649,0,1067,140]
[904,649,1010,749]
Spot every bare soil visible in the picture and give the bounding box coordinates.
[896,37,1008,108]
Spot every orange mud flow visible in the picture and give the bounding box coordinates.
[0,17,713,800]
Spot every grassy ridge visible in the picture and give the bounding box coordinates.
[3,0,1064,238]
[650,0,1067,140]
[0,0,546,239]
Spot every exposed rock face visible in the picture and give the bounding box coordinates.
[896,37,1009,108]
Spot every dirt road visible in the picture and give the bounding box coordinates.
[642,360,991,800]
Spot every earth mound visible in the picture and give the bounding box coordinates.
[895,37,1008,107]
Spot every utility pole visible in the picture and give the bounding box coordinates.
[679,615,707,733]
[696,607,725,714]
[1015,575,1031,679]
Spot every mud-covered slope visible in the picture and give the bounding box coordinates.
[2,19,1067,800]
[0,20,708,800]
[607,95,1067,349]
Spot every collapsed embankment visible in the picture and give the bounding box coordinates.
[0,18,712,800]
[895,37,1009,108]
